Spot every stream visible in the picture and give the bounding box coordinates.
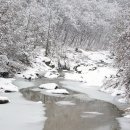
[12,77,123,130]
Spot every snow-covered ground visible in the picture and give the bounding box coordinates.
[7,47,130,130]
[0,78,18,92]
[0,92,46,130]
[15,47,128,105]
[0,77,47,130]
[16,48,59,80]
[64,49,117,84]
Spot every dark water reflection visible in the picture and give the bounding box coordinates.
[15,78,122,130]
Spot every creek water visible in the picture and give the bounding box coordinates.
[12,77,123,130]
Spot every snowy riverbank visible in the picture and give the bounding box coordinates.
[14,48,129,105]
[1,48,130,130]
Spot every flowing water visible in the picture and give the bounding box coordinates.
[13,77,123,130]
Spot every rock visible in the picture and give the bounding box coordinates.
[39,83,59,90]
[23,73,38,80]
[0,72,9,78]
[44,70,59,78]
[42,57,51,66]
[45,61,51,66]
[0,97,9,104]
[0,85,18,93]
[89,67,97,71]
[74,65,81,73]
[28,77,32,80]
[4,90,13,93]
[49,64,55,68]
[124,107,130,113]
[58,59,70,70]
[75,48,82,53]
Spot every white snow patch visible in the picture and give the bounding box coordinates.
[65,67,117,87]
[0,96,9,100]
[44,71,59,79]
[42,57,51,63]
[37,101,43,104]
[117,117,130,130]
[124,115,130,118]
[0,92,46,130]
[0,78,18,92]
[39,83,58,90]
[118,98,128,104]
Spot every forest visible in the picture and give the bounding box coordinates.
[0,0,130,130]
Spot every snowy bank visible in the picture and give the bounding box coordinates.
[65,67,117,86]
[0,78,18,92]
[16,48,59,80]
[64,49,117,87]
[0,92,46,130]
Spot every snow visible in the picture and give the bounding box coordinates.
[46,89,69,95]
[63,49,117,87]
[37,101,43,104]
[39,83,58,90]
[117,117,130,130]
[0,78,18,92]
[118,98,128,104]
[16,48,59,80]
[65,67,117,87]
[44,70,59,78]
[81,50,113,63]
[0,96,9,104]
[0,92,47,130]
[124,107,130,112]
[0,96,9,101]
[42,57,51,63]
[124,115,130,118]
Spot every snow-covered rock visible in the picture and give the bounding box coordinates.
[42,57,51,64]
[124,115,130,118]
[124,107,130,112]
[39,83,58,90]
[118,97,128,104]
[46,89,69,95]
[0,78,18,92]
[44,70,59,78]
[0,96,9,104]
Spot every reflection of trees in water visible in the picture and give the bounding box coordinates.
[20,88,65,104]
[44,99,121,130]
[20,88,122,130]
